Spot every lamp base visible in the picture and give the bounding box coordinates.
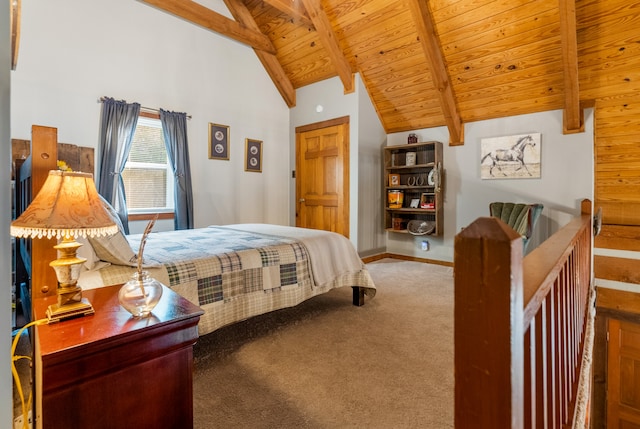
[47,236,94,323]
[46,298,95,323]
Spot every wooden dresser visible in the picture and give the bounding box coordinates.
[33,284,203,429]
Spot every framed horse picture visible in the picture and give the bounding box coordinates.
[480,133,541,179]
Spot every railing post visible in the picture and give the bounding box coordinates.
[454,217,524,428]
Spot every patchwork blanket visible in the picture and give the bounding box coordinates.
[80,224,376,336]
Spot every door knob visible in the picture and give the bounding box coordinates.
[299,198,305,202]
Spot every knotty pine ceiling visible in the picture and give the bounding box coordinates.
[141,0,639,146]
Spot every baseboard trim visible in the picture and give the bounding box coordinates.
[361,252,454,267]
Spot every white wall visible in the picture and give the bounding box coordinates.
[356,77,386,256]
[2,2,13,425]
[387,108,595,262]
[290,75,594,261]
[11,0,291,231]
[289,74,386,253]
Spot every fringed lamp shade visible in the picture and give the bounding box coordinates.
[11,170,118,239]
[10,170,118,322]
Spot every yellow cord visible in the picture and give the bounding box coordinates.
[11,319,47,429]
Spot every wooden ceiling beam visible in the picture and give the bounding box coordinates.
[407,0,464,146]
[299,0,354,94]
[140,0,277,55]
[224,0,296,107]
[263,0,312,25]
[559,0,584,134]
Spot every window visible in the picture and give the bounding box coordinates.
[122,116,174,215]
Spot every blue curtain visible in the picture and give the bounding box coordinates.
[160,109,194,230]
[97,97,140,234]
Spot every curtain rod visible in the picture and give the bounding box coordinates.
[98,97,192,119]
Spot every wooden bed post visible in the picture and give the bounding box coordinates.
[454,217,524,429]
[30,125,58,301]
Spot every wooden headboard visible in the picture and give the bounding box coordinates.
[14,125,95,305]
[12,134,94,178]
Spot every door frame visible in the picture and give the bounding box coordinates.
[295,115,350,236]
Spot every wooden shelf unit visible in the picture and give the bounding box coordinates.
[384,141,443,235]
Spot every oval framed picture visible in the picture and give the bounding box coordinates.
[427,169,435,186]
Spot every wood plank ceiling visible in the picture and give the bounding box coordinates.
[139,0,635,138]
[142,0,640,227]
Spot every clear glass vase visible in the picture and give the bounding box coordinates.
[118,271,163,317]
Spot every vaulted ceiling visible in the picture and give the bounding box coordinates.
[140,0,640,145]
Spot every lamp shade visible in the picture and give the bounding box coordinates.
[11,170,118,240]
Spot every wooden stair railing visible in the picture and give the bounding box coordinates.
[454,200,593,428]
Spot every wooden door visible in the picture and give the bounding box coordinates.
[607,318,640,428]
[295,116,349,237]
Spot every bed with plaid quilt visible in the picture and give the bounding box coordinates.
[79,224,376,336]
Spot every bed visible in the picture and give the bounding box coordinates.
[14,125,376,335]
[79,221,376,335]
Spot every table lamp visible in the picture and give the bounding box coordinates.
[10,170,118,322]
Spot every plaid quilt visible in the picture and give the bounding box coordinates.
[90,225,375,336]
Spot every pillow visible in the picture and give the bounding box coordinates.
[88,196,137,266]
[76,235,100,270]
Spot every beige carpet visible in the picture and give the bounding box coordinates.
[192,259,454,428]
